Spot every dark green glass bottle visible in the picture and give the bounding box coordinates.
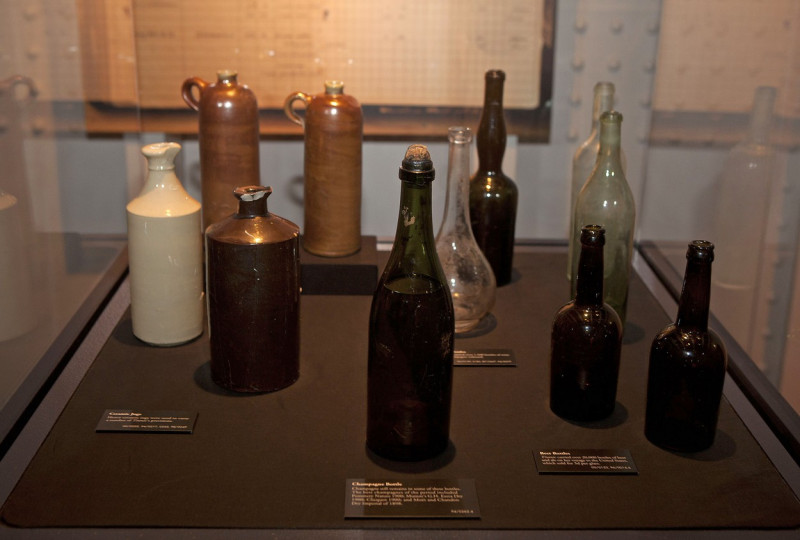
[470,69,518,286]
[367,144,455,461]
[645,241,727,452]
[550,225,622,421]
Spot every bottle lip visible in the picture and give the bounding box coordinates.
[687,240,714,261]
[325,80,344,95]
[217,69,238,81]
[594,81,615,94]
[600,110,623,124]
[142,142,181,170]
[580,224,605,246]
[485,69,506,81]
[234,185,272,202]
[448,126,472,144]
[399,144,435,183]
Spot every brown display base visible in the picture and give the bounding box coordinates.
[2,251,799,531]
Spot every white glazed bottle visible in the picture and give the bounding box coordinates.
[126,142,203,346]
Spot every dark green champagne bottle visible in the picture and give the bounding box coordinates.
[645,241,727,452]
[470,69,518,286]
[550,225,622,421]
[367,144,455,461]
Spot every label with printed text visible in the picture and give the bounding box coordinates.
[534,449,638,474]
[345,478,480,518]
[95,409,197,434]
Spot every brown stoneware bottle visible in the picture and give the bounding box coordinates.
[284,80,363,257]
[182,70,261,230]
[205,186,300,393]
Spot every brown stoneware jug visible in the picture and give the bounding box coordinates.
[182,70,261,230]
[205,186,300,393]
[284,80,362,257]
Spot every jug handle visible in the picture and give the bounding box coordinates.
[0,75,38,101]
[181,77,208,111]
[283,92,311,127]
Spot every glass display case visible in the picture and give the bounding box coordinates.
[0,0,798,536]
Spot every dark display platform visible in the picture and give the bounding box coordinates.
[2,251,799,531]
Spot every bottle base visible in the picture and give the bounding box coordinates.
[366,439,449,462]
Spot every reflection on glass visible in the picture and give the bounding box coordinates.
[710,87,778,367]
[0,76,38,342]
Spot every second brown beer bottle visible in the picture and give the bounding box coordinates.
[367,145,455,461]
[470,69,518,286]
[550,225,622,421]
[645,241,727,452]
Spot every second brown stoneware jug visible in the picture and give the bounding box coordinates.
[284,80,362,257]
[182,70,261,230]
[205,186,301,393]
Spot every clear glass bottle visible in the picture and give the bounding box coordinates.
[367,144,455,461]
[567,81,626,281]
[551,225,622,421]
[569,110,635,325]
[645,241,727,452]
[470,69,518,286]
[126,142,204,346]
[436,127,496,333]
[712,86,777,289]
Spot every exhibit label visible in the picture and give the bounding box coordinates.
[345,478,480,518]
[454,348,516,366]
[95,409,197,433]
[533,449,638,474]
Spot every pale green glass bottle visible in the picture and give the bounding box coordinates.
[567,81,626,282]
[568,111,635,324]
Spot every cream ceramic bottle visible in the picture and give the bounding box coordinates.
[126,142,204,346]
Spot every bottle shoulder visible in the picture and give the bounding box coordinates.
[470,171,518,194]
[206,213,300,244]
[127,184,201,218]
[651,324,728,361]
[553,301,622,335]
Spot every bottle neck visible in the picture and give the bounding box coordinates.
[591,83,615,132]
[234,186,271,217]
[746,86,776,145]
[236,196,268,217]
[676,258,712,330]
[595,113,622,169]
[476,78,506,173]
[438,130,473,237]
[392,180,436,259]
[575,241,604,305]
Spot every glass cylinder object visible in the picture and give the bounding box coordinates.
[550,225,622,421]
[569,110,635,325]
[181,70,261,230]
[367,144,455,461]
[567,81,627,280]
[645,241,728,452]
[435,127,496,333]
[0,188,37,341]
[0,75,38,342]
[284,81,363,257]
[470,69,518,286]
[205,186,300,393]
[126,142,204,346]
[712,86,777,289]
